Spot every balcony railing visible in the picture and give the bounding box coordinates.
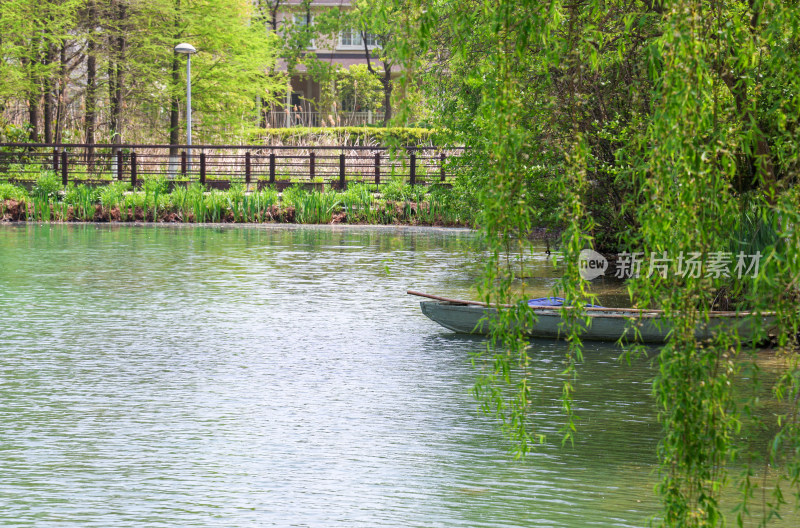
[265,110,386,128]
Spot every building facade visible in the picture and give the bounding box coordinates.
[268,0,400,127]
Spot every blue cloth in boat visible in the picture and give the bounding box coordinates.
[527,297,604,308]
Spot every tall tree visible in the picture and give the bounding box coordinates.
[165,0,284,144]
[1,0,283,144]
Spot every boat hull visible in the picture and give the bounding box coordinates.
[419,301,773,344]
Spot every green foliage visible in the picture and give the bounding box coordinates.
[381,179,425,202]
[337,65,385,113]
[0,0,283,144]
[99,182,131,209]
[178,0,284,140]
[0,124,32,144]
[186,183,207,222]
[0,182,28,201]
[340,183,375,222]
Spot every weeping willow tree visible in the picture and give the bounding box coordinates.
[397,0,800,524]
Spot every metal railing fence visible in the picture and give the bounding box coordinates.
[0,143,464,190]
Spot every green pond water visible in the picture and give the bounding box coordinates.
[0,224,796,527]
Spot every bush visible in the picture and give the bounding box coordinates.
[382,179,426,202]
[280,185,307,208]
[0,182,28,201]
[32,171,62,201]
[99,182,131,208]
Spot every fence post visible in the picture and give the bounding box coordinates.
[269,153,276,184]
[440,153,446,182]
[61,151,68,186]
[53,149,59,172]
[181,151,187,176]
[339,153,346,190]
[409,151,416,187]
[309,151,315,181]
[117,150,123,181]
[131,151,137,187]
[245,151,251,185]
[374,152,380,189]
[200,152,206,184]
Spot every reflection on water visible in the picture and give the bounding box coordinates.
[0,224,795,527]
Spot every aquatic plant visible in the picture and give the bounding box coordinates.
[64,184,100,221]
[186,183,207,222]
[142,177,168,222]
[282,186,340,224]
[340,183,375,223]
[99,182,130,212]
[226,183,246,222]
[0,178,471,227]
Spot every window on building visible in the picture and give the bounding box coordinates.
[292,13,315,49]
[338,28,379,49]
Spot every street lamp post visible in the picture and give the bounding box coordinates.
[174,43,197,172]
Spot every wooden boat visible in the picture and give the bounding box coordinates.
[408,290,775,344]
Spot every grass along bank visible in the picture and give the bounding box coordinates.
[0,173,474,226]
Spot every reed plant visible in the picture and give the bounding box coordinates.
[64,184,100,221]
[340,183,376,223]
[226,184,246,222]
[169,185,190,219]
[99,182,130,212]
[186,183,207,222]
[31,172,62,221]
[122,189,145,220]
[206,190,228,223]
[142,177,168,222]
[32,195,51,221]
[244,186,279,222]
[282,185,340,223]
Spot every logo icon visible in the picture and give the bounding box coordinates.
[579,249,608,280]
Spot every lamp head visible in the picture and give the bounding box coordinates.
[174,43,197,55]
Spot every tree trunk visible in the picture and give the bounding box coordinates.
[22,52,40,142]
[43,48,55,144]
[108,0,126,152]
[85,17,97,151]
[28,95,40,143]
[382,64,392,125]
[362,36,393,126]
[55,43,67,143]
[86,47,97,171]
